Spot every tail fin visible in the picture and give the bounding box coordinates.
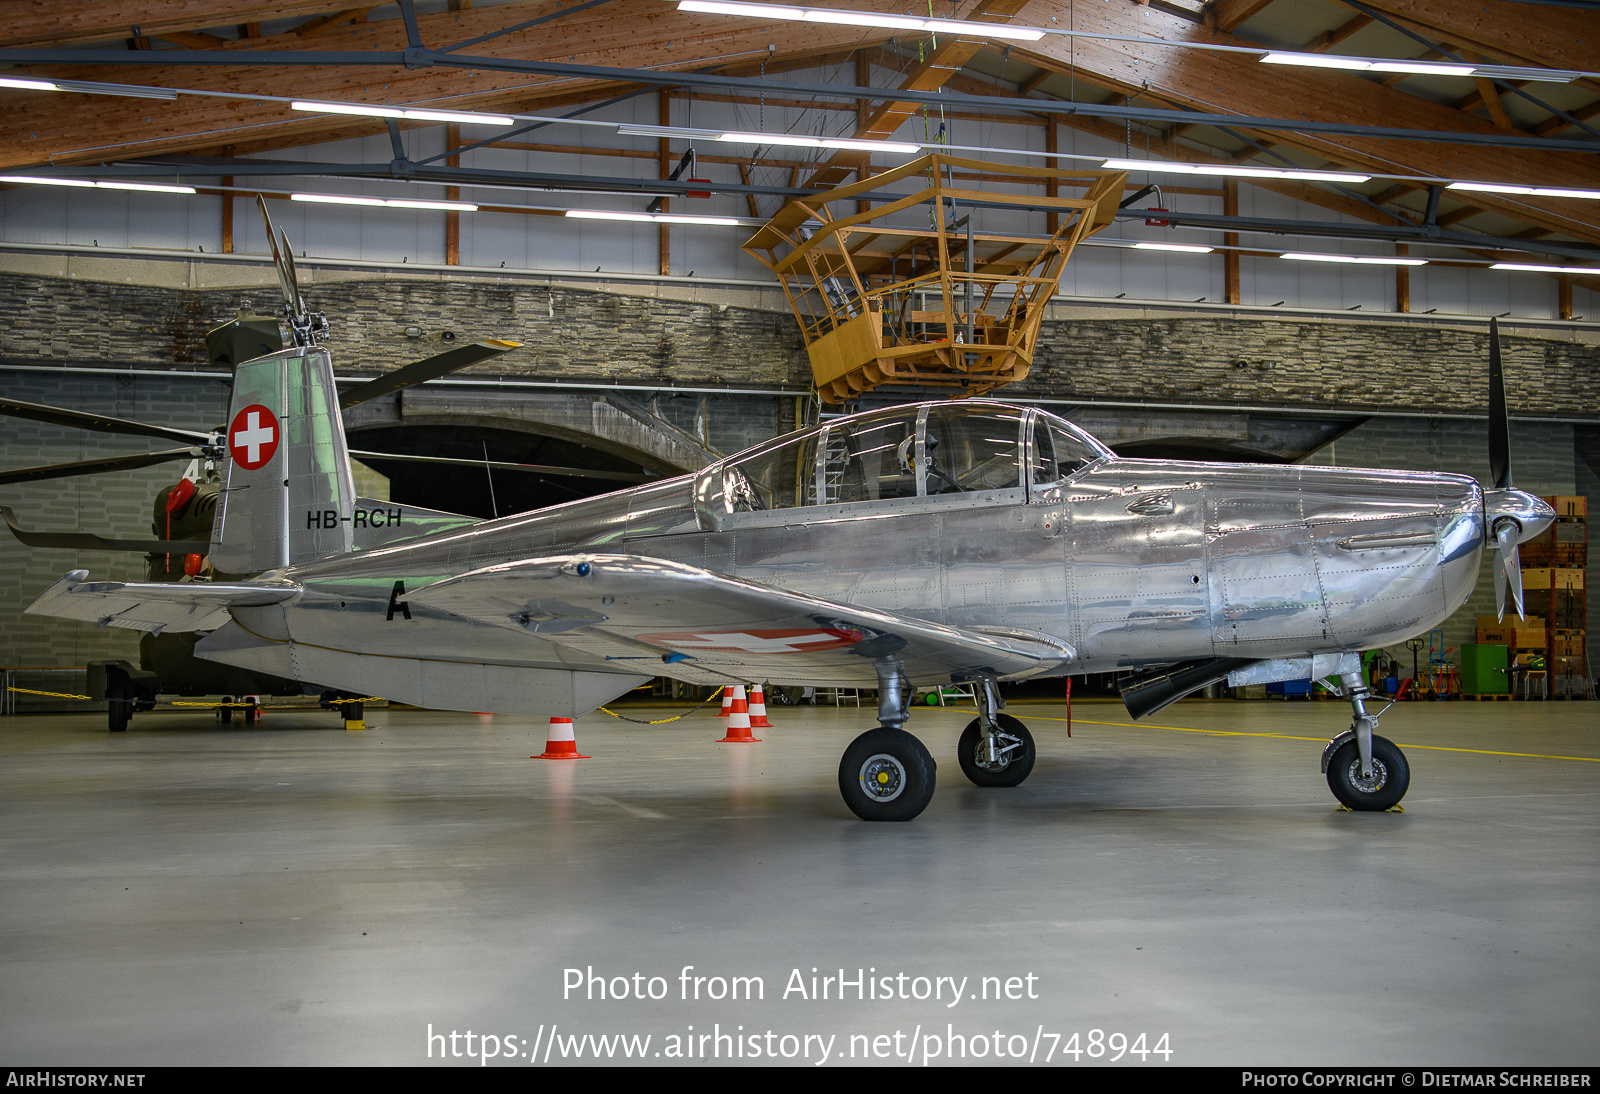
[209,347,355,574]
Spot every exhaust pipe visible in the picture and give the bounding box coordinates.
[1120,657,1257,721]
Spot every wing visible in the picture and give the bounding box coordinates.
[408,553,1076,687]
[26,569,299,634]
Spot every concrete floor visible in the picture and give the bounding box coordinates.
[1,696,1596,1067]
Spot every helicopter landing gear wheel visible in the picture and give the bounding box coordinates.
[957,713,1036,787]
[1326,734,1410,811]
[838,727,937,822]
[108,698,131,733]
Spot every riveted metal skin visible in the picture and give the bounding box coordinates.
[31,398,1533,719]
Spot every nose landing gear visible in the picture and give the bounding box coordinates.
[1323,669,1411,811]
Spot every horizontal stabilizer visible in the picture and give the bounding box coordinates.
[25,569,299,634]
[410,553,1076,688]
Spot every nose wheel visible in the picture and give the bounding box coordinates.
[957,713,1036,787]
[1325,734,1410,811]
[838,727,937,821]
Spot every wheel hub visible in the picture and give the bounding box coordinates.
[1345,756,1389,794]
[859,753,907,802]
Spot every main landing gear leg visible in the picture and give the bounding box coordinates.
[837,659,937,822]
[958,677,1037,787]
[1322,670,1411,811]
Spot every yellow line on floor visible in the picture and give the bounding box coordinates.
[928,708,1600,763]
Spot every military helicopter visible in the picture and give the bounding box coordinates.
[1,197,655,730]
[21,279,1552,819]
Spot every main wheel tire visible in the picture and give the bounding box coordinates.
[957,713,1036,787]
[1326,734,1410,811]
[838,727,937,821]
[108,698,131,733]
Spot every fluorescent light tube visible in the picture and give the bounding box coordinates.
[1451,182,1600,200]
[1491,263,1600,276]
[719,131,823,148]
[679,1,1045,40]
[1103,159,1370,184]
[803,9,927,29]
[678,0,806,16]
[565,210,739,226]
[402,108,514,126]
[1531,187,1600,200]
[386,199,478,211]
[292,193,387,207]
[97,181,195,194]
[291,100,404,119]
[1366,61,1475,76]
[921,17,1043,40]
[0,175,97,188]
[820,137,920,153]
[1281,252,1425,265]
[1133,242,1215,253]
[567,210,654,222]
[0,77,57,91]
[1260,53,1370,70]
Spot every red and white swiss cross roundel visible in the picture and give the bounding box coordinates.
[228,404,280,470]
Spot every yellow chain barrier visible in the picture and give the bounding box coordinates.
[598,685,726,725]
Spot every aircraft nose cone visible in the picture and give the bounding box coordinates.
[1484,488,1556,544]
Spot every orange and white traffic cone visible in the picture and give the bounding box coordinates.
[536,716,591,759]
[718,685,762,743]
[748,683,772,728]
[719,687,734,732]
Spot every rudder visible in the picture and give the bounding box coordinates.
[210,346,355,574]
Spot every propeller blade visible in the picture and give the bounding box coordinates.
[338,339,524,409]
[1488,316,1513,490]
[348,450,654,483]
[0,447,198,486]
[1,505,206,554]
[1493,518,1525,621]
[0,397,212,445]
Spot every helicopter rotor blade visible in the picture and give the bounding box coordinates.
[347,450,654,483]
[0,397,213,445]
[338,339,524,409]
[1488,316,1513,491]
[0,447,199,487]
[257,194,301,320]
[0,506,206,554]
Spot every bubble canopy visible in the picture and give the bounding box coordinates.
[698,402,1111,521]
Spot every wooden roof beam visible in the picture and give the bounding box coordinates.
[1,3,362,48]
[0,1,889,172]
[1011,0,1600,244]
[1207,0,1276,33]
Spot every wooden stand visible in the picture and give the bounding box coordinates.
[742,154,1125,403]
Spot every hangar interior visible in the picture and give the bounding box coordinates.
[1,0,1597,1068]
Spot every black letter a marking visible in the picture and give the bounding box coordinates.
[386,580,412,621]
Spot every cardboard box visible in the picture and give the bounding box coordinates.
[1555,521,1588,544]
[1478,615,1544,632]
[1543,496,1588,519]
[1476,626,1548,648]
[1554,636,1586,658]
[1521,568,1585,591]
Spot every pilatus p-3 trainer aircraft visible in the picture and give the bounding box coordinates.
[23,277,1552,821]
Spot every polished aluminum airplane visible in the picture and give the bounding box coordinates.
[24,316,1552,820]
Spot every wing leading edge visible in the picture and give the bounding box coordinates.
[408,553,1076,688]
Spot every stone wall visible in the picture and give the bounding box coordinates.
[1023,316,1600,418]
[5,271,1598,419]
